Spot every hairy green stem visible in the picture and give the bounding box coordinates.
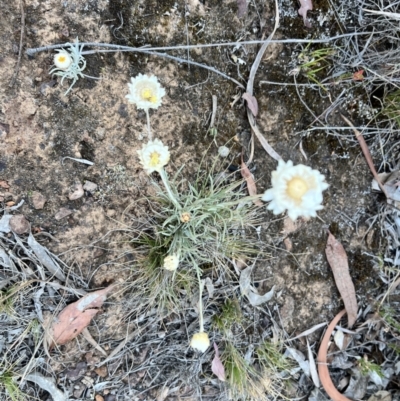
[145,109,152,140]
[159,169,181,209]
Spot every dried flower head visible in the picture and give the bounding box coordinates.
[180,212,191,223]
[190,332,210,353]
[163,254,179,271]
[137,139,170,174]
[126,74,166,110]
[262,160,329,221]
[218,146,230,157]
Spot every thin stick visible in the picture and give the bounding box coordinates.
[209,95,217,129]
[246,0,282,163]
[341,114,389,198]
[9,0,25,88]
[25,32,384,56]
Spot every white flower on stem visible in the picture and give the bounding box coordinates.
[262,160,329,221]
[137,139,170,174]
[126,74,166,110]
[190,332,210,353]
[53,50,72,70]
[163,254,179,271]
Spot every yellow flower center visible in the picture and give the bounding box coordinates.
[286,177,308,201]
[141,88,157,103]
[149,151,161,167]
[58,55,66,63]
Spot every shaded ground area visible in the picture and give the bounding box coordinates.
[0,0,399,400]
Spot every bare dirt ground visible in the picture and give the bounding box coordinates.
[1,0,400,400]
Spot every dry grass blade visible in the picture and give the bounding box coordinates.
[245,0,282,163]
[317,309,352,401]
[242,92,258,117]
[325,231,358,328]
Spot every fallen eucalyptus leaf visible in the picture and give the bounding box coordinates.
[240,157,263,206]
[211,343,225,381]
[307,338,320,388]
[325,231,358,328]
[50,285,115,346]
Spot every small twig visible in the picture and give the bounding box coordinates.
[341,114,389,199]
[9,0,25,88]
[245,0,282,163]
[25,32,378,57]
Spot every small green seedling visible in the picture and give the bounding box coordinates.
[297,44,335,91]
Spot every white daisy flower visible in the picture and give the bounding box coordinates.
[262,160,329,221]
[163,254,179,271]
[190,332,210,353]
[53,50,73,70]
[126,74,166,110]
[137,139,170,174]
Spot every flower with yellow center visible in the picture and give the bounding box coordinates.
[137,139,170,174]
[262,160,329,221]
[180,212,191,223]
[53,50,72,70]
[190,332,210,353]
[126,74,166,110]
[163,254,179,271]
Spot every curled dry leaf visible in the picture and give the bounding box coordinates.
[240,156,263,206]
[298,0,313,28]
[239,265,274,306]
[325,231,358,328]
[211,343,225,381]
[242,92,258,117]
[26,373,67,401]
[317,309,353,401]
[49,285,116,347]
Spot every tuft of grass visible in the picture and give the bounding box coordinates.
[297,45,335,91]
[128,165,264,312]
[357,355,384,378]
[0,367,24,401]
[379,305,400,333]
[381,89,400,127]
[0,288,17,317]
[213,298,242,332]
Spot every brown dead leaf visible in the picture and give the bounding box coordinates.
[242,92,258,117]
[241,156,263,206]
[50,285,116,347]
[317,309,352,401]
[325,231,358,328]
[211,343,225,381]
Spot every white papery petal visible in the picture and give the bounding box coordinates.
[126,74,166,110]
[262,160,329,220]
